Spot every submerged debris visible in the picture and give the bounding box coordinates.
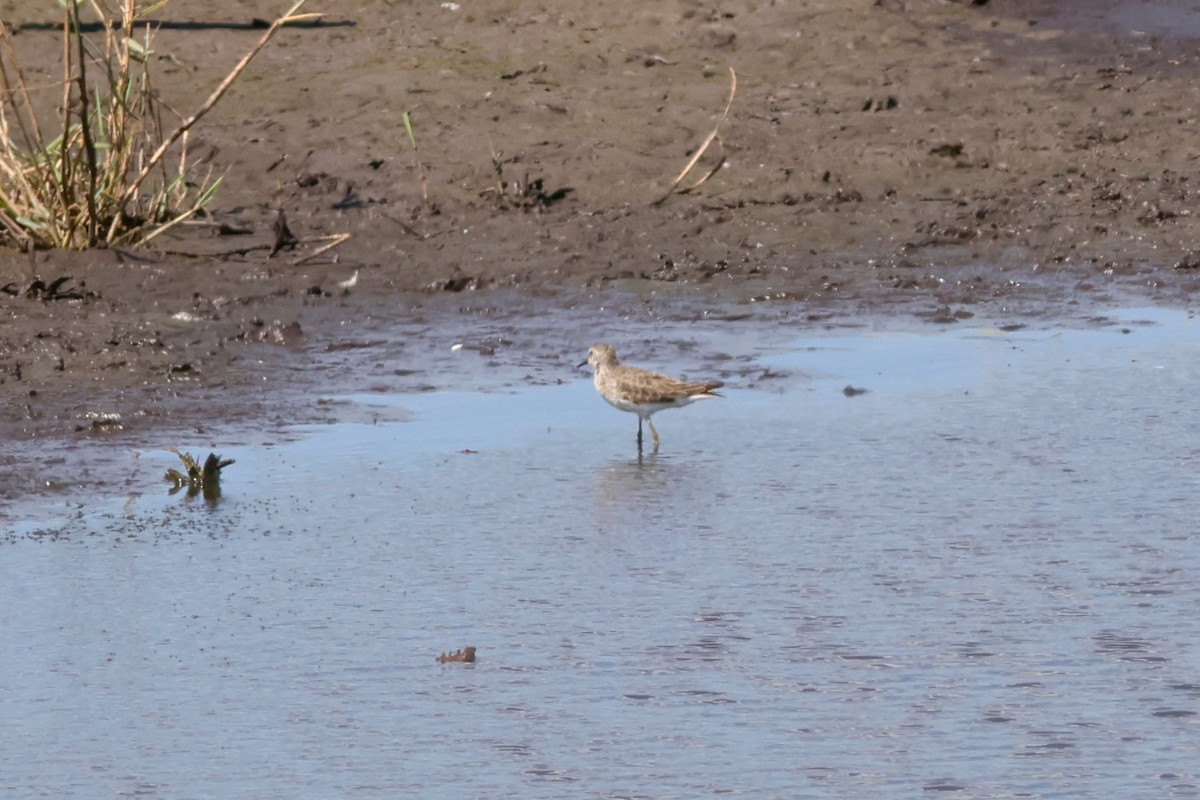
[437,646,477,664]
[165,449,235,501]
[481,153,572,212]
[1,276,91,301]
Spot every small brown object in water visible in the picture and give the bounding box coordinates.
[437,646,477,664]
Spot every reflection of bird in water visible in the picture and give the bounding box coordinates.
[580,344,724,454]
[592,455,674,523]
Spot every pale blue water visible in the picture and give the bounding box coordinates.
[1052,0,1200,40]
[3,309,1199,799]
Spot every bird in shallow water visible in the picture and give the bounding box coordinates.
[580,343,724,454]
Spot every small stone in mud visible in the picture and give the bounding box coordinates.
[924,306,974,324]
[862,95,899,111]
[450,342,495,356]
[843,385,869,397]
[77,411,124,433]
[929,143,964,158]
[241,319,304,345]
[427,276,482,292]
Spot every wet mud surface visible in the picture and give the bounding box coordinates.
[3,0,1200,508]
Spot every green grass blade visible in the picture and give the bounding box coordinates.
[402,111,417,150]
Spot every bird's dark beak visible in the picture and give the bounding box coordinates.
[577,358,588,369]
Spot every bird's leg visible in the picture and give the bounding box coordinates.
[648,419,660,452]
[637,418,644,453]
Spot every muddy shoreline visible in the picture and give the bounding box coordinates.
[2,0,1200,509]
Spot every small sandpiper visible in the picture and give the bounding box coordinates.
[580,344,724,454]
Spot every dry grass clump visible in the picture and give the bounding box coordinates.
[0,0,315,250]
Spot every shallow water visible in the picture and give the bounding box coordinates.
[1048,0,1200,40]
[4,308,1199,799]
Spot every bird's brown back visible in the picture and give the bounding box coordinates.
[608,364,723,404]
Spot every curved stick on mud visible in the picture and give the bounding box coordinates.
[653,66,737,205]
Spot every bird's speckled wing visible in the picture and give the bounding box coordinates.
[611,366,723,405]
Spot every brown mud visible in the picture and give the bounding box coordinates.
[2,0,1200,507]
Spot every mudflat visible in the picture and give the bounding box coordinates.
[2,0,1199,499]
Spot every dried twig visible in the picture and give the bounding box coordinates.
[653,67,738,205]
[401,110,429,205]
[290,232,351,265]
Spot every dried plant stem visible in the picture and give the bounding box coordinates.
[402,111,429,205]
[290,232,352,265]
[653,67,738,205]
[71,9,100,244]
